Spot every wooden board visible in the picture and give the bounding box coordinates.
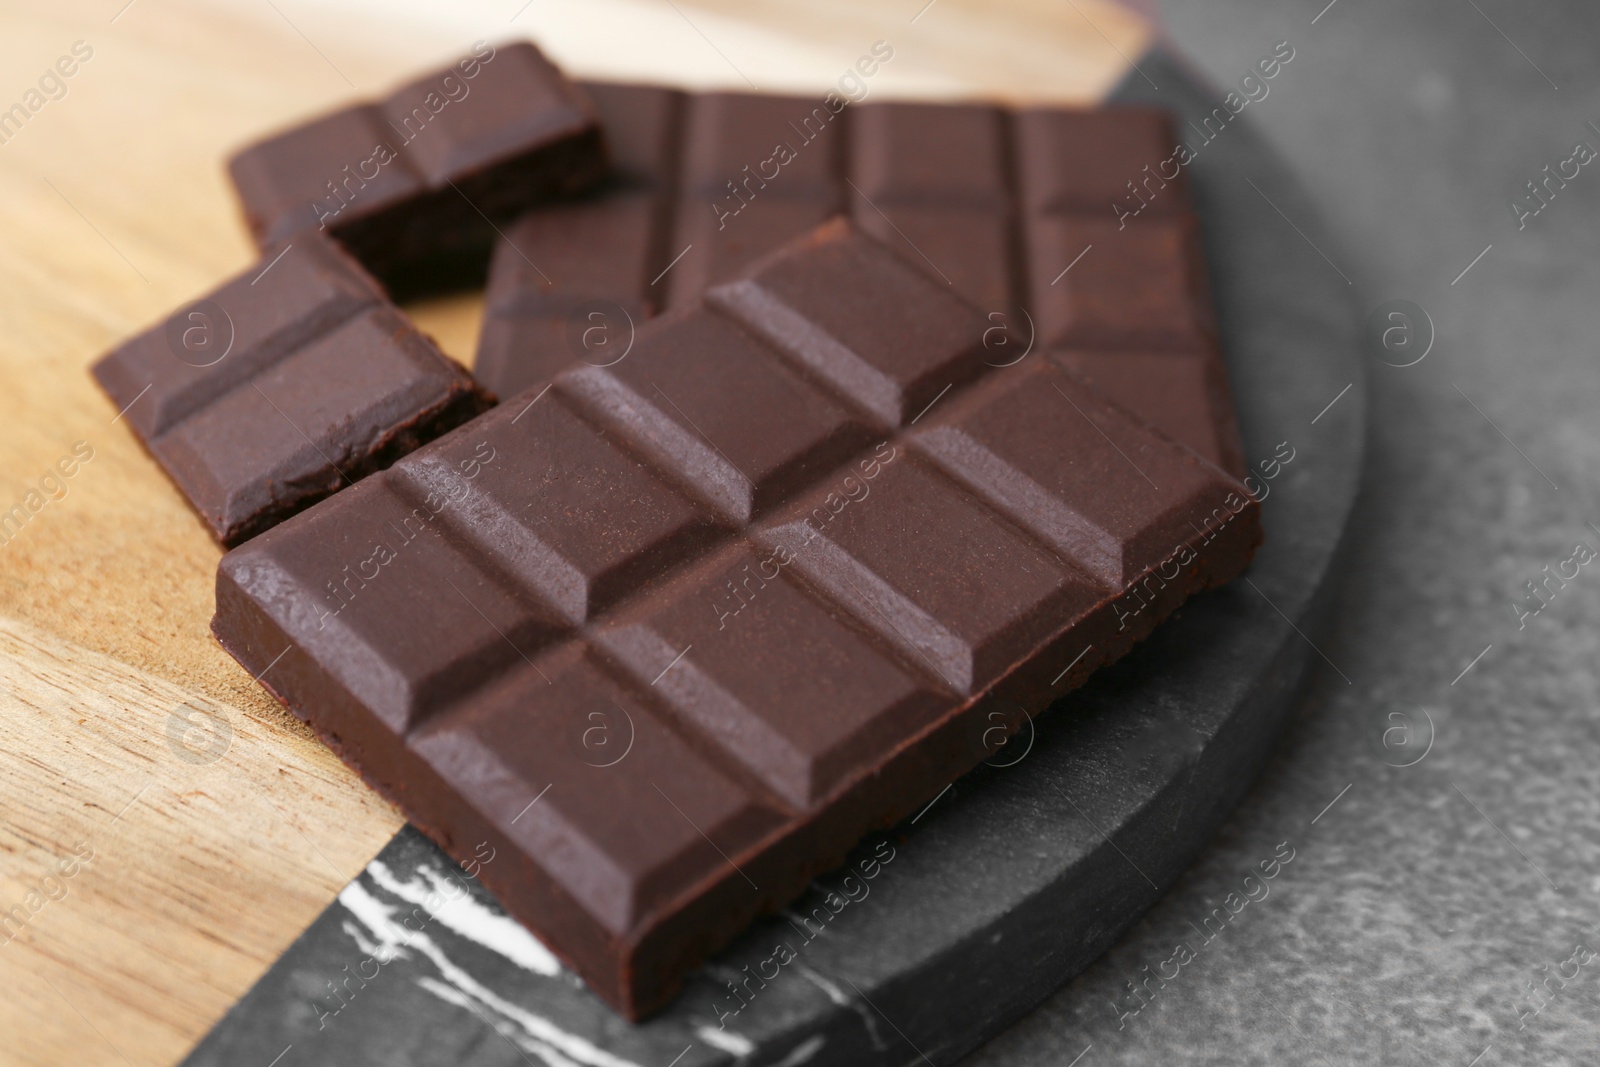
[0,1,1149,1064]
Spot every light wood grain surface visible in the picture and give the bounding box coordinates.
[0,1,1149,1063]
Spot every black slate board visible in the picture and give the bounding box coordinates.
[184,47,1366,1067]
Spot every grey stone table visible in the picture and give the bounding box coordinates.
[971,2,1600,1065]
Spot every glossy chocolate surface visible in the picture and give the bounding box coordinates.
[92,235,492,546]
[213,221,1261,1018]
[475,84,1245,477]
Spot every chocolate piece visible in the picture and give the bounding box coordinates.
[214,220,1261,1018]
[474,85,1245,477]
[228,42,606,297]
[93,235,492,547]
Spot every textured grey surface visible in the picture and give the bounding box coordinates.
[970,3,1600,1065]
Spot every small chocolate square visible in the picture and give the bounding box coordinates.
[93,235,492,546]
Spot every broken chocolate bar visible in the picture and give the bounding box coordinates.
[92,234,492,547]
[213,220,1261,1018]
[228,42,607,297]
[474,83,1245,477]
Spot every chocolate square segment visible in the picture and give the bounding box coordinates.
[854,202,1015,314]
[391,393,728,624]
[215,220,1262,1019]
[412,643,785,934]
[579,82,682,183]
[1028,214,1216,349]
[94,235,383,442]
[380,46,593,183]
[469,86,1246,480]
[221,468,564,735]
[680,92,844,196]
[595,544,943,808]
[472,81,682,398]
[92,235,492,547]
[708,226,986,427]
[1015,107,1188,215]
[849,102,1009,206]
[667,195,840,310]
[760,457,1101,696]
[565,311,873,523]
[1050,348,1244,476]
[227,42,606,295]
[226,106,421,246]
[913,363,1245,587]
[474,190,662,395]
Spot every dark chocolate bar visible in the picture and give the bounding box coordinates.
[93,235,492,547]
[474,84,1246,477]
[213,220,1262,1018]
[228,42,606,297]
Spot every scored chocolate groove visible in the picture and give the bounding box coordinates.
[475,82,1245,478]
[213,220,1261,1018]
